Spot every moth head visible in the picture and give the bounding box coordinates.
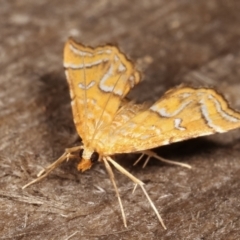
[77,147,100,172]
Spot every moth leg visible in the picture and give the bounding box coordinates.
[66,152,80,162]
[139,150,192,169]
[22,145,83,189]
[106,156,167,230]
[102,157,127,228]
[133,153,145,166]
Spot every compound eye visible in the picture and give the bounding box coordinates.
[79,149,84,158]
[90,152,99,163]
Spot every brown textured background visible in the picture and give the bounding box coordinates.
[1,1,240,239]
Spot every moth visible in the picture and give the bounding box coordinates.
[23,38,240,229]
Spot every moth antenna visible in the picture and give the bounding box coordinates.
[104,79,135,142]
[91,72,123,142]
[103,157,127,228]
[81,54,88,140]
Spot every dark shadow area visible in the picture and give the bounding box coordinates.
[116,135,236,169]
[28,71,82,178]
[37,72,73,132]
[36,71,79,148]
[155,137,229,159]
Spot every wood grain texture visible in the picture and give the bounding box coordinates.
[1,0,240,239]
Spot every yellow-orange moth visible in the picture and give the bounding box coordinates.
[23,38,240,229]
